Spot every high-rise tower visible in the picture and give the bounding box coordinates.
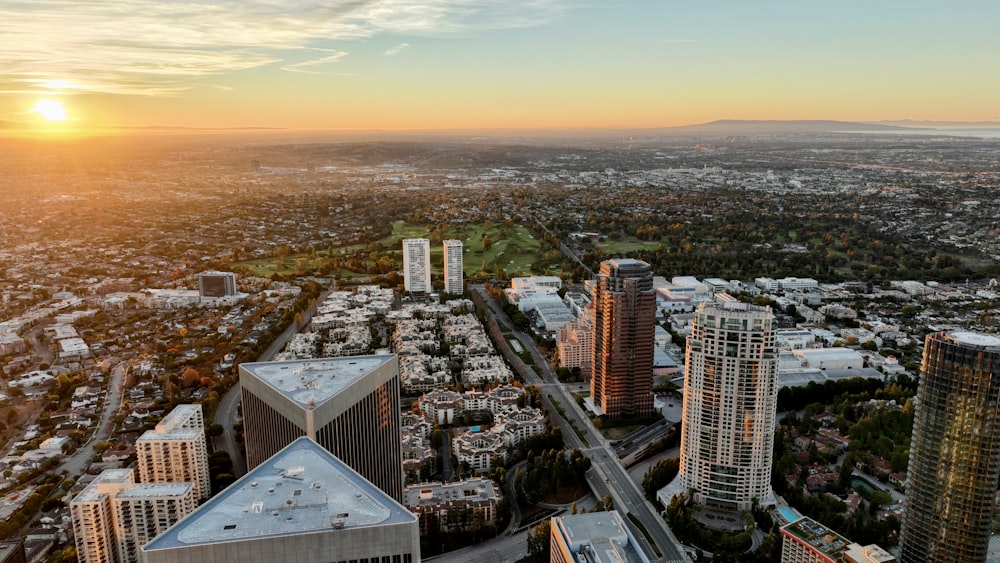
[679,301,778,511]
[443,239,463,294]
[402,238,431,293]
[900,331,1000,563]
[135,404,210,500]
[240,355,404,502]
[589,258,655,420]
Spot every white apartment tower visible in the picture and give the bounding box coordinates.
[112,482,198,563]
[679,301,778,511]
[135,405,211,500]
[443,239,464,294]
[402,238,432,293]
[71,469,197,563]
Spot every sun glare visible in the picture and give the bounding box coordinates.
[31,99,68,121]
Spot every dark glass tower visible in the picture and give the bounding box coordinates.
[900,331,1000,563]
[589,258,655,420]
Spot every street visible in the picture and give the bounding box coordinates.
[473,284,689,562]
[57,360,127,476]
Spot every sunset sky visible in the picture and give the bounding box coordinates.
[2,0,999,131]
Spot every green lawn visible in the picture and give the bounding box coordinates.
[380,221,550,276]
[595,238,662,254]
[232,221,558,278]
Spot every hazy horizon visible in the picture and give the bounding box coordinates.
[3,1,1000,135]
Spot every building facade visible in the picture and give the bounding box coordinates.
[72,470,133,563]
[590,259,656,420]
[556,307,593,373]
[402,238,432,294]
[899,331,1000,563]
[442,239,463,294]
[679,301,778,511]
[112,483,198,563]
[141,438,420,563]
[71,469,197,563]
[135,405,210,500]
[240,355,404,502]
[196,271,237,297]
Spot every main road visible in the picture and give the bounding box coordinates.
[473,285,688,562]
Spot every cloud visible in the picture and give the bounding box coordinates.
[282,51,350,73]
[0,0,568,96]
[384,43,410,56]
[649,39,698,44]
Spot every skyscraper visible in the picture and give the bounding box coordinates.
[135,404,211,500]
[142,437,420,563]
[240,355,404,501]
[679,301,778,511]
[442,239,463,294]
[900,331,1000,563]
[589,258,655,420]
[402,238,431,293]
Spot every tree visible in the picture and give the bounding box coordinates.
[181,367,200,388]
[527,520,550,558]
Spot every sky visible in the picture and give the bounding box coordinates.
[2,0,999,132]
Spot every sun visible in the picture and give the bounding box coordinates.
[30,99,68,121]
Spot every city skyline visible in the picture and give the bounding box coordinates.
[3,1,1000,134]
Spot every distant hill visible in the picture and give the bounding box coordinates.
[659,119,911,135]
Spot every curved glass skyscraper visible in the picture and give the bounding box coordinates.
[900,331,1000,563]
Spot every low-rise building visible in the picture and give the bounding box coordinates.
[404,478,500,534]
[780,516,894,563]
[550,510,651,563]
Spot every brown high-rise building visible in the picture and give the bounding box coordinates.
[590,258,656,420]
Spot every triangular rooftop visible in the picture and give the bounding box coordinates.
[142,436,414,552]
[239,355,396,410]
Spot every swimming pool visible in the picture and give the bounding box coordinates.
[778,506,803,523]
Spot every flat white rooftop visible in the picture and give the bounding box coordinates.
[240,355,395,410]
[144,437,414,550]
[115,482,193,499]
[137,428,203,442]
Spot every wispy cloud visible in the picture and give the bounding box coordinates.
[384,42,411,56]
[0,0,568,96]
[282,51,350,73]
[649,39,698,44]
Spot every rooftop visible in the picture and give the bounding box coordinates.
[240,355,395,410]
[137,428,203,442]
[948,331,1000,350]
[72,469,134,503]
[115,482,194,499]
[553,511,649,563]
[143,437,415,551]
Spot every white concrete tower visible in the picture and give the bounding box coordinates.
[442,239,464,295]
[679,301,778,511]
[402,238,432,293]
